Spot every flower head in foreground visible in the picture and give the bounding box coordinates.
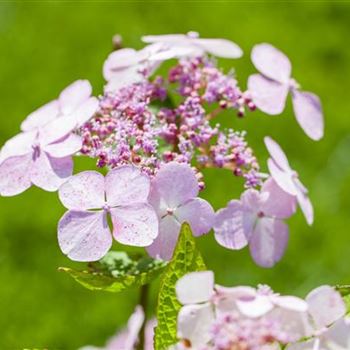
[287,286,348,350]
[58,166,158,261]
[248,43,324,140]
[80,306,155,350]
[174,271,309,350]
[265,136,313,225]
[0,80,97,196]
[147,162,214,260]
[214,177,297,267]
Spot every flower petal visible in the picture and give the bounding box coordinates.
[149,162,199,209]
[103,48,139,80]
[251,43,292,83]
[0,131,37,163]
[71,97,99,127]
[236,295,274,318]
[296,190,314,226]
[43,133,82,158]
[249,217,289,268]
[58,210,112,262]
[177,303,214,348]
[248,73,289,115]
[214,200,248,250]
[176,271,214,305]
[30,152,73,192]
[268,158,297,195]
[105,165,151,207]
[195,38,243,58]
[59,80,92,115]
[175,198,214,237]
[111,204,158,247]
[261,177,297,219]
[264,136,292,172]
[272,295,308,312]
[0,154,32,196]
[306,285,346,329]
[326,318,350,349]
[58,171,105,210]
[292,90,324,141]
[146,215,181,261]
[21,100,60,131]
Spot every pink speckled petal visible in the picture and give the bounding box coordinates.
[105,166,151,207]
[0,131,37,163]
[21,100,60,131]
[261,177,297,219]
[58,210,112,262]
[175,198,214,237]
[214,200,248,250]
[292,90,324,141]
[267,158,297,196]
[149,162,199,209]
[296,189,314,226]
[177,303,214,348]
[43,133,82,158]
[248,74,289,115]
[111,203,158,247]
[0,153,32,196]
[249,217,289,268]
[195,38,243,58]
[59,80,92,115]
[30,152,73,192]
[176,271,214,305]
[264,136,292,171]
[306,285,346,329]
[147,215,181,261]
[251,43,292,83]
[58,171,105,210]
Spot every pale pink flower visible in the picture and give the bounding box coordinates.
[265,136,314,225]
[146,162,215,260]
[175,271,309,349]
[214,177,297,267]
[287,286,348,350]
[248,43,324,140]
[58,166,158,261]
[0,80,98,196]
[21,79,98,131]
[142,31,243,59]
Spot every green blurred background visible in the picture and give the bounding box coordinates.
[0,1,350,349]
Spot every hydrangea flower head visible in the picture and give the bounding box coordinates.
[248,43,324,141]
[58,166,158,261]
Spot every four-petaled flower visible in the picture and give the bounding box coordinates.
[248,43,324,140]
[214,177,297,267]
[58,166,158,261]
[265,136,314,225]
[147,162,215,260]
[0,80,97,196]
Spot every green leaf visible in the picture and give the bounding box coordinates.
[154,223,206,350]
[59,252,167,293]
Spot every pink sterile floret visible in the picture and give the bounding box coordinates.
[58,165,158,261]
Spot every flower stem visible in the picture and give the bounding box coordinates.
[137,284,149,350]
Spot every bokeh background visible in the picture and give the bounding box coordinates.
[0,1,350,349]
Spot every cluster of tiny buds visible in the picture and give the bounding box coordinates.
[78,56,260,189]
